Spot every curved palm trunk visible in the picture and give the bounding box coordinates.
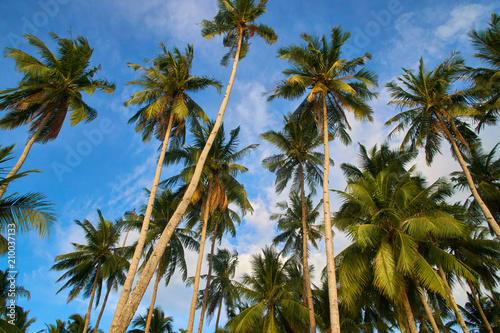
[187,189,212,333]
[0,112,52,199]
[215,290,224,331]
[401,287,419,333]
[321,93,341,333]
[466,279,494,333]
[108,27,244,333]
[435,112,500,240]
[145,257,164,333]
[83,264,101,333]
[197,219,219,333]
[111,112,174,327]
[438,266,470,333]
[93,281,112,333]
[417,285,440,333]
[299,162,316,333]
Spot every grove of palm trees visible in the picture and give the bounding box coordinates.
[0,1,499,332]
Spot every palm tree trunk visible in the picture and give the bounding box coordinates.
[111,112,174,328]
[83,264,101,333]
[321,93,341,333]
[187,185,213,333]
[145,256,164,333]
[438,266,470,333]
[215,290,223,332]
[122,226,131,247]
[0,112,52,199]
[466,279,493,333]
[299,161,316,333]
[197,220,219,333]
[435,112,500,240]
[401,287,419,333]
[108,27,244,333]
[93,281,112,333]
[417,285,440,333]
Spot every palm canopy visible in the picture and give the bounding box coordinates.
[128,307,174,333]
[0,33,115,142]
[261,113,327,194]
[385,53,479,164]
[200,0,278,66]
[125,43,221,146]
[224,246,309,333]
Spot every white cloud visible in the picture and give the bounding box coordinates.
[435,4,492,41]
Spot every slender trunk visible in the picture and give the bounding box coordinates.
[321,94,340,333]
[187,185,213,333]
[108,27,244,333]
[401,287,419,333]
[417,285,440,333]
[466,279,494,333]
[122,226,131,247]
[215,290,223,332]
[299,161,316,333]
[93,282,112,333]
[83,264,101,333]
[110,112,175,327]
[145,257,164,333]
[197,219,219,333]
[438,266,470,333]
[0,112,52,199]
[435,112,500,240]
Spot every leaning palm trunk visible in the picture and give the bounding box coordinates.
[435,112,500,240]
[108,27,243,333]
[466,279,494,333]
[111,113,174,326]
[417,285,440,333]
[438,266,470,333]
[215,290,224,331]
[401,286,419,333]
[145,257,164,333]
[83,264,101,333]
[93,282,112,333]
[299,162,316,332]
[188,189,212,333]
[0,112,52,199]
[197,219,219,333]
[321,94,341,333]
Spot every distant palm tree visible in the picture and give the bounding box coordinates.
[52,210,128,333]
[386,54,500,240]
[0,269,30,312]
[115,44,221,326]
[110,3,276,330]
[0,33,115,199]
[43,319,69,333]
[11,306,36,332]
[67,314,103,333]
[268,26,378,333]
[128,308,174,333]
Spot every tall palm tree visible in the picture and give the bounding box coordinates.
[334,164,473,333]
[128,307,174,333]
[267,26,378,333]
[224,246,309,332]
[163,119,255,333]
[114,44,221,325]
[110,2,276,330]
[52,210,128,333]
[385,53,500,240]
[0,33,115,199]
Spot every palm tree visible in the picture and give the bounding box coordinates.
[0,144,56,254]
[225,246,309,332]
[109,3,276,330]
[128,308,174,333]
[163,119,255,333]
[67,314,103,333]
[10,306,36,332]
[467,13,500,127]
[385,53,500,240]
[334,163,473,333]
[0,33,115,199]
[51,210,128,333]
[114,44,221,326]
[0,269,30,312]
[268,26,378,333]
[43,319,69,333]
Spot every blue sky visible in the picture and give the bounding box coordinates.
[0,0,499,331]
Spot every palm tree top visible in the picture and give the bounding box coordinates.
[200,0,277,66]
